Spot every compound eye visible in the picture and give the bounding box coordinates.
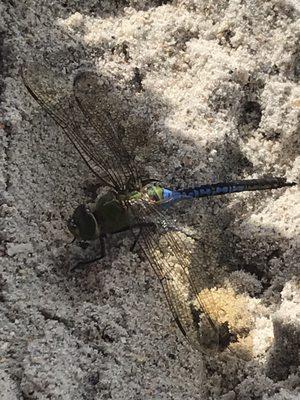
[68,218,77,229]
[67,216,80,238]
[68,204,99,241]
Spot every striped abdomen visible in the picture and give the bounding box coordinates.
[162,177,296,203]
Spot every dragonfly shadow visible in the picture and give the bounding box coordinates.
[265,314,300,381]
[222,214,299,297]
[184,199,299,389]
[178,179,298,356]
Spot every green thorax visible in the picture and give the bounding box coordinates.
[67,184,165,241]
[125,184,164,203]
[94,185,164,235]
[93,191,132,235]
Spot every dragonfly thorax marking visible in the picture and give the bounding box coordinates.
[121,184,165,204]
[140,184,165,203]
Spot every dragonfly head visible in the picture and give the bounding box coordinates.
[67,204,100,241]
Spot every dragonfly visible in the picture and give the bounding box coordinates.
[22,63,296,354]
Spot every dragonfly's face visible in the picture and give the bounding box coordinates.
[67,204,100,241]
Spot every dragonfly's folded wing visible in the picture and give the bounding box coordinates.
[128,199,235,353]
[22,63,140,191]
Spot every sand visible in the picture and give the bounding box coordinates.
[1,1,299,399]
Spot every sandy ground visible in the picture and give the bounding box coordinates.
[1,1,300,399]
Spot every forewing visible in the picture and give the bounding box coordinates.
[22,63,140,191]
[128,199,230,352]
[73,72,142,190]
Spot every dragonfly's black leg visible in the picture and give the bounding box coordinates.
[129,222,156,252]
[99,234,106,258]
[71,234,107,271]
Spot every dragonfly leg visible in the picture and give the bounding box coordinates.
[129,222,156,252]
[99,234,106,258]
[71,234,107,271]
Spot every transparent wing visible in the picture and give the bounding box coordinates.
[73,71,144,190]
[128,199,235,353]
[22,63,142,191]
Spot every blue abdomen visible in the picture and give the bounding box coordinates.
[163,178,295,204]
